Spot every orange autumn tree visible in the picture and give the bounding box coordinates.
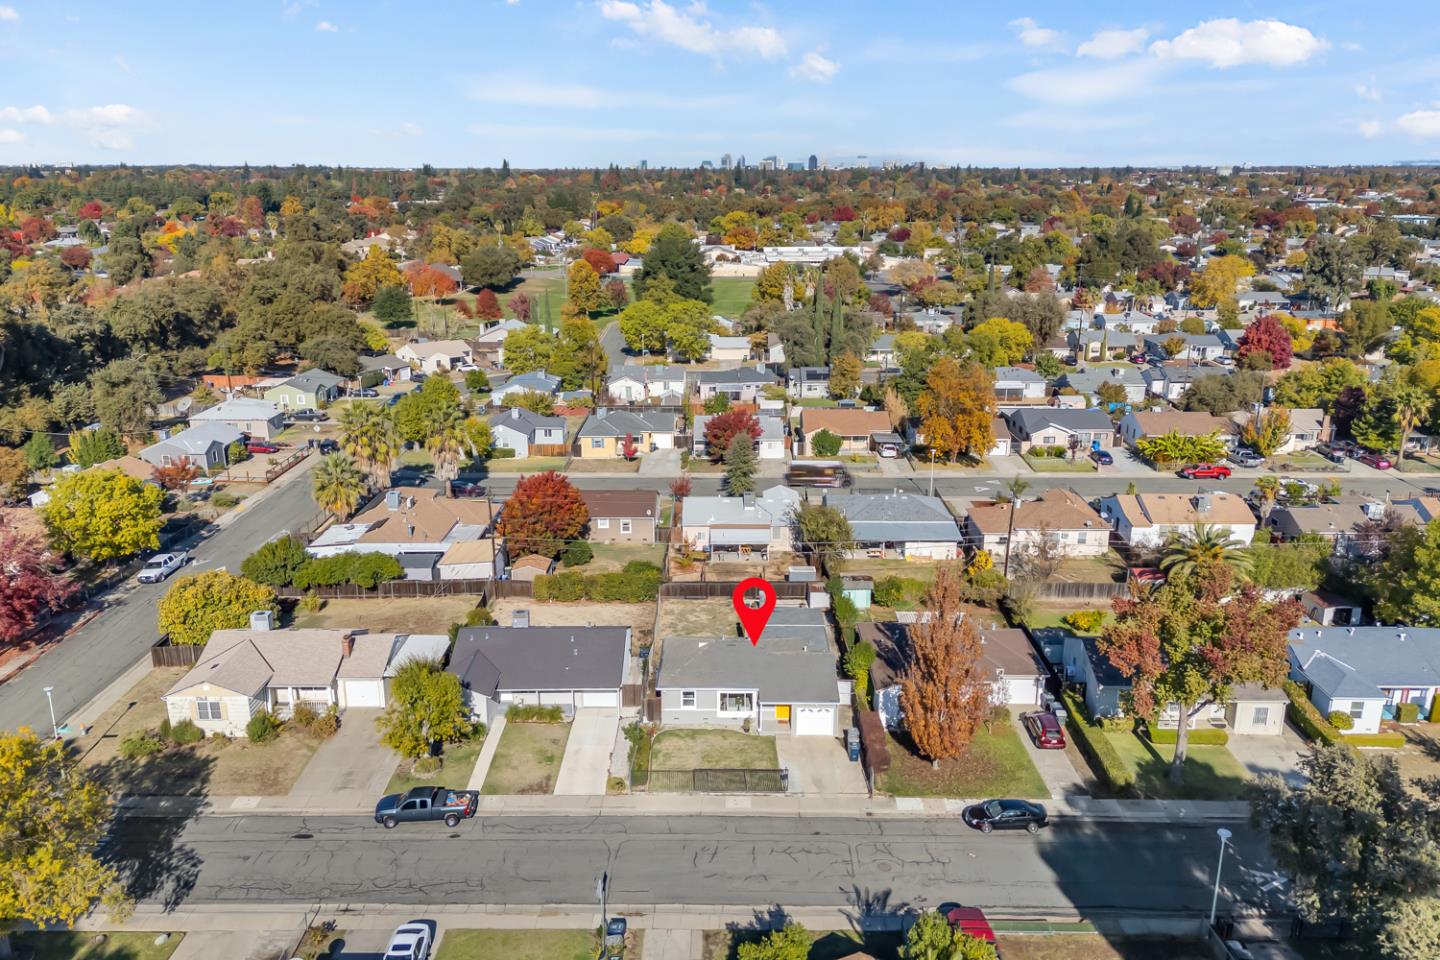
[406,263,458,299]
[475,289,503,321]
[915,356,995,462]
[498,471,588,558]
[900,565,992,765]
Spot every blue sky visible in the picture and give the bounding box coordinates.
[1,1,1438,168]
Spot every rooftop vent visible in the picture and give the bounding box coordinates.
[385,490,402,511]
[512,609,530,628]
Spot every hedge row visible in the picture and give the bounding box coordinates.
[292,552,404,589]
[1283,680,1344,745]
[506,704,564,723]
[533,562,661,602]
[1144,722,1230,746]
[1061,691,1135,796]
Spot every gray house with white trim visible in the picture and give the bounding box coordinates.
[448,625,631,724]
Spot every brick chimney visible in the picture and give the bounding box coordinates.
[341,634,355,658]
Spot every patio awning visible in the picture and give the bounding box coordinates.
[710,528,772,547]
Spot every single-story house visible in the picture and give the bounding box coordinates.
[436,539,502,581]
[658,608,843,736]
[606,364,689,404]
[1117,410,1231,450]
[575,409,682,457]
[800,408,892,455]
[1062,633,1132,719]
[307,488,502,578]
[396,339,473,374]
[1142,363,1214,402]
[489,406,567,458]
[139,423,243,472]
[1289,626,1440,733]
[681,486,800,559]
[1098,491,1257,550]
[449,625,630,723]
[707,334,752,363]
[965,489,1107,565]
[162,622,394,735]
[188,397,285,441]
[491,370,562,405]
[1004,408,1116,455]
[1229,408,1331,454]
[469,320,528,368]
[1266,502,1375,553]
[823,492,963,560]
[992,366,1048,403]
[263,369,344,410]
[582,489,659,544]
[1141,333,1228,362]
[509,554,554,582]
[695,367,780,403]
[357,353,412,384]
[787,366,832,399]
[867,334,896,368]
[1060,366,1148,404]
[1069,329,1137,361]
[693,413,786,460]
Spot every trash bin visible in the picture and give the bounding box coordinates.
[605,918,627,958]
[845,727,861,762]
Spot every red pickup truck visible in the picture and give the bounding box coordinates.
[1179,463,1231,480]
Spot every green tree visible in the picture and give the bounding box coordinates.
[965,317,1033,367]
[1240,407,1291,458]
[565,259,604,315]
[460,244,521,290]
[372,285,413,326]
[338,401,401,488]
[240,535,309,588]
[312,452,368,517]
[426,406,479,496]
[0,730,130,948]
[901,912,997,960]
[634,222,712,303]
[811,429,843,457]
[723,432,757,495]
[617,299,668,355]
[1159,524,1255,581]
[376,658,474,759]
[1033,352,1062,380]
[22,434,57,473]
[1272,357,1366,411]
[41,469,164,561]
[736,923,810,960]
[66,428,126,468]
[1394,381,1432,472]
[156,571,278,646]
[795,502,854,572]
[1369,520,1440,625]
[1302,234,1360,308]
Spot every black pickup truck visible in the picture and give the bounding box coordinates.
[374,787,479,828]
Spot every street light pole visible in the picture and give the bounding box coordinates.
[928,449,936,499]
[1209,827,1233,927]
[42,685,58,741]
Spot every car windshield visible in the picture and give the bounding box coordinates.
[983,800,1002,818]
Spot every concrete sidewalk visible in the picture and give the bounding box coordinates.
[117,790,1250,823]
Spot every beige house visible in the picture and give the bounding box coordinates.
[800,408,892,455]
[161,622,393,737]
[1228,407,1331,454]
[964,489,1108,565]
[396,339,473,374]
[1117,410,1231,450]
[1098,491,1257,550]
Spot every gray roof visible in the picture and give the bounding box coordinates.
[1269,503,1370,537]
[358,354,407,371]
[659,609,838,704]
[684,485,799,527]
[284,369,344,391]
[694,413,784,443]
[147,422,243,456]
[696,367,779,386]
[1070,329,1138,348]
[610,364,690,383]
[870,334,895,352]
[1290,626,1440,700]
[1061,367,1146,393]
[499,371,562,394]
[822,493,962,543]
[1005,407,1114,439]
[577,409,680,438]
[992,366,1045,384]
[450,626,629,698]
[788,366,831,382]
[489,406,566,435]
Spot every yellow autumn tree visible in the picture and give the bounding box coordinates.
[916,356,996,462]
[566,259,604,315]
[1188,255,1256,308]
[343,244,405,307]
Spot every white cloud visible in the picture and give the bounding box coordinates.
[0,129,22,143]
[1150,19,1328,68]
[0,105,52,124]
[1007,60,1160,105]
[1077,27,1149,60]
[789,51,838,83]
[315,20,338,32]
[1355,80,1381,102]
[0,7,19,22]
[598,0,785,59]
[64,104,151,150]
[1397,110,1440,137]
[1359,120,1382,139]
[1010,17,1061,49]
[469,121,665,142]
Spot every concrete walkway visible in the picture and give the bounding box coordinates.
[554,708,619,795]
[466,715,506,791]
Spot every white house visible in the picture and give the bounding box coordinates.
[1288,626,1440,734]
[606,364,689,403]
[823,492,963,560]
[707,334,752,363]
[1098,491,1257,550]
[681,486,800,558]
[140,423,243,471]
[693,413,787,460]
[488,407,567,458]
[396,339,473,374]
[188,398,285,441]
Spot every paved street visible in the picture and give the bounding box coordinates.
[106,813,1285,916]
[0,456,323,736]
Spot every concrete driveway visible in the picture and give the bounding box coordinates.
[1227,722,1310,785]
[289,708,396,801]
[554,707,618,795]
[1011,706,1088,799]
[638,447,681,478]
[776,734,868,795]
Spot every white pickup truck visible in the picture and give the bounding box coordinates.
[137,552,188,584]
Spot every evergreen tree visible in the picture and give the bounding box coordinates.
[723,432,757,495]
[634,223,712,303]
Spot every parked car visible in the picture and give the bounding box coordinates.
[1228,449,1265,468]
[450,480,485,497]
[1128,354,1148,364]
[1213,356,1235,366]
[383,922,433,960]
[1021,712,1066,750]
[962,798,1048,834]
[940,905,999,954]
[1179,463,1231,480]
[374,787,479,828]
[353,388,379,398]
[1358,452,1393,470]
[1089,449,1113,466]
[456,361,480,373]
[137,552,187,584]
[245,440,281,454]
[288,408,326,422]
[1315,443,1347,464]
[315,438,340,454]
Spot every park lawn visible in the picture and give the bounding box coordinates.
[710,276,756,317]
[387,735,487,794]
[1104,732,1250,800]
[437,929,635,960]
[705,929,902,960]
[481,721,570,795]
[1023,454,1098,473]
[651,729,778,770]
[878,719,1048,799]
[13,932,185,960]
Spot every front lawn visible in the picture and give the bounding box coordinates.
[1023,454,1098,473]
[1103,732,1250,800]
[480,720,570,795]
[997,936,1214,960]
[568,458,641,473]
[877,718,1048,799]
[438,928,641,960]
[14,931,184,960]
[484,455,569,472]
[651,728,779,770]
[705,929,901,960]
[387,734,487,794]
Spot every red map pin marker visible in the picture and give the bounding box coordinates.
[733,577,777,647]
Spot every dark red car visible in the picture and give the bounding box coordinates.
[943,906,1000,955]
[1358,452,1393,470]
[245,440,281,454]
[1022,711,1066,749]
[1179,463,1231,479]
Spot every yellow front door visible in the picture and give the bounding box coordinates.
[776,705,791,725]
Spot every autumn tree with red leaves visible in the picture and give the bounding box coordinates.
[498,471,589,558]
[1236,314,1294,370]
[605,278,629,311]
[475,289,503,322]
[508,294,533,323]
[407,264,458,299]
[151,456,199,491]
[59,246,92,270]
[1099,564,1302,784]
[702,409,761,462]
[0,519,78,645]
[621,433,638,460]
[899,566,992,765]
[669,473,691,499]
[77,201,105,220]
[582,247,617,275]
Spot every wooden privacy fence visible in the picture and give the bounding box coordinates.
[528,443,570,457]
[647,768,787,793]
[151,636,204,668]
[487,579,536,600]
[660,581,810,600]
[275,578,493,600]
[1036,580,1130,601]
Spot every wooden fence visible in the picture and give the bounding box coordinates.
[659,581,810,600]
[528,443,570,457]
[275,578,493,600]
[487,579,535,600]
[150,636,204,668]
[1036,580,1131,601]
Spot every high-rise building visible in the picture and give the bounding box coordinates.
[721,152,732,169]
[735,154,746,169]
[807,154,818,171]
[786,161,804,171]
[638,159,648,170]
[700,160,714,169]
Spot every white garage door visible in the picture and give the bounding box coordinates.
[539,691,575,707]
[342,679,385,708]
[652,434,673,449]
[580,690,619,708]
[795,706,833,736]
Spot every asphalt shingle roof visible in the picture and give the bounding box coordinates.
[450,626,629,698]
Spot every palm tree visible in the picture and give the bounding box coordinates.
[312,452,367,518]
[1159,523,1254,580]
[425,407,477,497]
[338,401,400,488]
[1393,382,1432,473]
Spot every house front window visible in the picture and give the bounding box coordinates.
[196,699,222,721]
[1349,701,1366,720]
[718,691,755,714]
[597,518,611,529]
[1041,435,1056,445]
[620,520,632,534]
[681,690,696,708]
[590,438,604,449]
